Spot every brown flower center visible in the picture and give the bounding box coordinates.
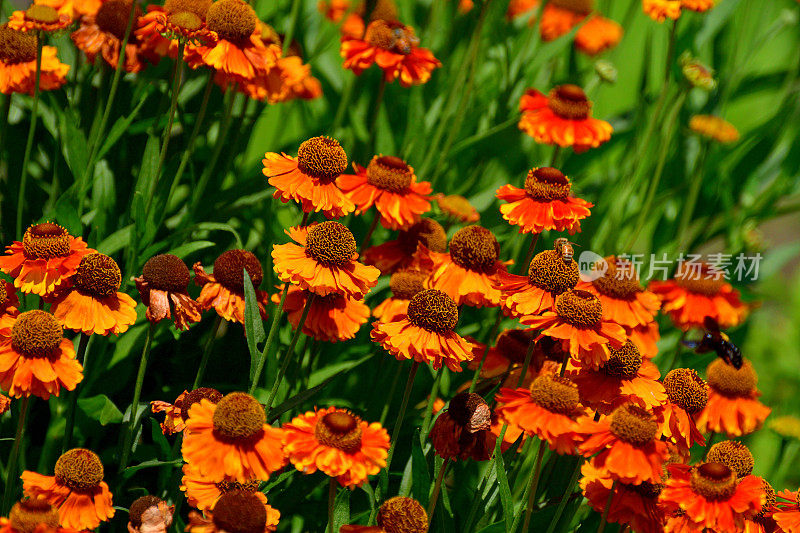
[11,310,63,358]
[54,448,104,491]
[314,411,363,453]
[406,289,458,333]
[449,226,499,272]
[21,222,71,259]
[205,0,256,43]
[364,20,416,54]
[305,221,357,266]
[549,0,594,14]
[707,359,757,397]
[213,249,263,293]
[756,480,776,519]
[674,263,724,296]
[164,0,211,18]
[591,257,642,300]
[368,0,399,22]
[0,282,7,306]
[212,392,266,442]
[609,404,657,446]
[554,289,602,328]
[377,496,428,533]
[629,481,663,499]
[215,479,261,493]
[296,136,348,182]
[25,5,59,24]
[143,253,190,292]
[212,490,267,533]
[447,392,491,432]
[706,440,754,478]
[0,26,37,64]
[389,269,426,300]
[495,329,534,364]
[601,341,642,379]
[96,0,139,40]
[9,498,59,533]
[73,253,122,297]
[129,495,164,528]
[690,462,736,500]
[524,167,571,201]
[662,368,708,414]
[529,374,580,415]
[167,11,202,31]
[397,218,446,255]
[528,249,579,295]
[181,387,223,421]
[366,155,414,192]
[547,84,591,120]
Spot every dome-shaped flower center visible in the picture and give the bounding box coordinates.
[377,496,428,533]
[213,249,263,293]
[601,340,642,379]
[215,479,261,493]
[547,84,591,120]
[591,257,642,300]
[0,282,7,306]
[549,0,594,13]
[529,374,580,415]
[164,0,211,18]
[296,136,348,182]
[756,481,776,518]
[554,289,602,328]
[96,0,139,40]
[11,310,63,358]
[528,249,579,295]
[662,368,708,414]
[706,440,754,479]
[397,218,446,255]
[212,490,267,533]
[406,289,458,333]
[448,226,499,272]
[447,392,491,432]
[364,20,416,54]
[54,448,104,491]
[128,495,165,529]
[0,26,37,64]
[495,329,534,364]
[674,263,725,296]
[629,481,663,500]
[167,11,202,31]
[524,167,571,201]
[707,359,757,397]
[314,410,363,453]
[609,404,657,446]
[73,253,121,297]
[366,155,414,193]
[389,269,426,300]
[21,222,71,259]
[368,0,399,22]
[305,221,357,266]
[212,392,265,442]
[25,5,59,23]
[205,0,256,43]
[181,387,223,421]
[143,253,190,292]
[9,498,59,533]
[690,462,737,500]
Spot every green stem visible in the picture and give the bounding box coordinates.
[366,77,387,155]
[676,141,710,247]
[2,396,31,514]
[16,33,43,239]
[193,314,224,390]
[249,284,288,395]
[360,212,380,254]
[62,333,90,453]
[0,93,12,161]
[517,338,536,388]
[264,293,315,418]
[378,369,402,426]
[544,458,583,533]
[519,234,539,275]
[550,145,561,168]
[463,465,492,531]
[119,322,155,473]
[426,457,450,524]
[421,368,444,441]
[282,0,302,56]
[327,477,336,533]
[518,439,546,533]
[332,76,355,134]
[596,480,617,533]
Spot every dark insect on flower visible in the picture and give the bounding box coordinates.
[683,316,743,370]
[553,237,576,264]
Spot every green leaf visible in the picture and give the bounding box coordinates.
[78,394,123,426]
[476,522,506,533]
[243,270,266,383]
[54,194,82,236]
[167,240,215,259]
[97,90,151,161]
[411,428,431,506]
[60,110,89,182]
[332,485,350,533]
[191,222,244,248]
[123,459,183,479]
[134,134,160,200]
[97,225,133,255]
[493,444,513,533]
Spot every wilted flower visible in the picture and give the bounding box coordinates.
[127,495,174,533]
[135,254,202,330]
[430,393,496,461]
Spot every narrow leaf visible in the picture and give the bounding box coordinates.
[78,394,123,426]
[243,270,266,382]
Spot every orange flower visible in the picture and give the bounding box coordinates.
[282,406,390,488]
[469,330,560,388]
[341,19,441,87]
[22,449,115,530]
[134,254,202,330]
[362,218,446,274]
[47,253,137,336]
[186,490,280,533]
[71,0,146,72]
[8,5,72,33]
[689,115,739,144]
[642,0,681,22]
[497,167,592,234]
[271,284,369,343]
[0,498,75,533]
[539,2,623,56]
[272,222,380,300]
[151,387,222,435]
[337,156,432,230]
[430,392,496,461]
[372,269,427,323]
[182,392,286,482]
[524,289,627,369]
[495,374,587,454]
[38,0,99,18]
[574,15,623,55]
[0,311,82,399]
[243,47,322,103]
[660,462,764,531]
[318,0,353,23]
[0,280,20,317]
[658,368,708,454]
[696,359,771,437]
[580,461,666,533]
[578,403,670,484]
[569,340,667,414]
[0,392,10,414]
[0,223,92,296]
[773,489,800,533]
[648,261,748,330]
[341,496,427,533]
[193,249,269,324]
[434,194,480,224]
[506,0,540,21]
[518,84,613,153]
[263,136,355,219]
[135,1,217,63]
[417,226,508,308]
[371,289,474,371]
[627,320,661,360]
